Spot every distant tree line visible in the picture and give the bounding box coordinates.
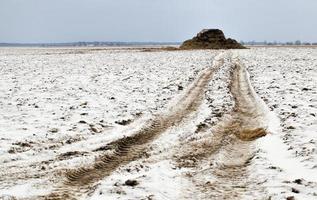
[240,40,317,46]
[0,41,181,47]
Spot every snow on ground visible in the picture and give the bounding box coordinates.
[0,47,217,199]
[237,47,317,199]
[0,47,316,199]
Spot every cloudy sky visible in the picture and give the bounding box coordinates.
[0,0,316,43]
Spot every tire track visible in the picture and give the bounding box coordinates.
[177,55,268,199]
[38,53,226,200]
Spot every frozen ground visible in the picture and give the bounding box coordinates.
[238,48,317,199]
[0,47,316,200]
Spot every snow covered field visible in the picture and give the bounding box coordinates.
[0,47,316,200]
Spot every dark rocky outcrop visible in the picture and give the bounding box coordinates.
[180,29,245,49]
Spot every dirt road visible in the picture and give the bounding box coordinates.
[175,56,269,199]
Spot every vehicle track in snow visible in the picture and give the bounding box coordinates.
[177,55,269,199]
[38,53,226,200]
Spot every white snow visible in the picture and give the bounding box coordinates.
[0,47,316,199]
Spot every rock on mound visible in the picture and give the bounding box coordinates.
[180,29,245,49]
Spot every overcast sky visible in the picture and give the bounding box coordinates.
[0,0,316,43]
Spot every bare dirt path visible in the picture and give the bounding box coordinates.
[176,55,269,199]
[37,54,225,200]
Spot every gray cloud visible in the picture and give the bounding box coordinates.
[0,0,316,43]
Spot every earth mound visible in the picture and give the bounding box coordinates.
[180,29,246,49]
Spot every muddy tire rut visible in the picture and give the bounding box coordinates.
[176,56,269,199]
[38,54,225,200]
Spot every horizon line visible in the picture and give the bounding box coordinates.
[1,40,317,47]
